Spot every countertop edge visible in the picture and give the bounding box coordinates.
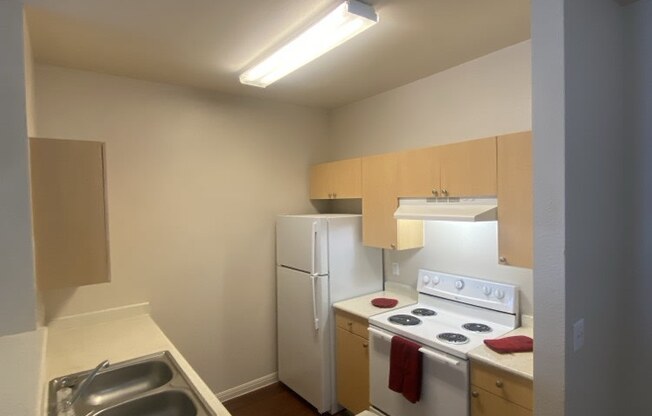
[467,316,534,380]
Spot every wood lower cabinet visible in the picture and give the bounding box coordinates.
[362,153,423,250]
[335,311,370,414]
[471,386,532,416]
[29,138,111,289]
[310,158,362,199]
[471,360,533,416]
[497,132,533,268]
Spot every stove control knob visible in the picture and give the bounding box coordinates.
[431,275,440,286]
[423,275,431,285]
[495,289,505,300]
[482,286,492,296]
[455,280,464,290]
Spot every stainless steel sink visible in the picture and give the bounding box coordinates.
[48,351,215,416]
[95,391,198,416]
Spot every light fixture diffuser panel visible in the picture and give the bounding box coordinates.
[239,0,378,88]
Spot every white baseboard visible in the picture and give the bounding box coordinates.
[215,372,278,402]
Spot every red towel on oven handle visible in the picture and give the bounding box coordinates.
[388,335,422,403]
[484,335,533,354]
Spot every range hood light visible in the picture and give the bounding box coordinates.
[239,0,378,88]
[394,198,498,222]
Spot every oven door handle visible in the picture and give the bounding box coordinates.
[418,347,461,367]
[369,327,462,367]
[368,326,394,341]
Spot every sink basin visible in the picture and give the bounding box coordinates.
[84,360,173,406]
[96,391,198,416]
[48,351,214,416]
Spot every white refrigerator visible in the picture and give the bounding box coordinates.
[276,214,382,414]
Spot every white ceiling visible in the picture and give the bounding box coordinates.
[25,0,530,109]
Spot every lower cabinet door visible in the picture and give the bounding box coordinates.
[336,327,369,414]
[471,386,532,416]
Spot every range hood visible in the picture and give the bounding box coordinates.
[394,197,498,222]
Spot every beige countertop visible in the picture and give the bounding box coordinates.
[333,289,417,319]
[45,310,231,416]
[467,315,534,380]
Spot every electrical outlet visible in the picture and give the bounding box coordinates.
[392,262,400,276]
[573,318,585,352]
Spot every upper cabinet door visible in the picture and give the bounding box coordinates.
[440,137,497,197]
[497,132,533,268]
[397,146,441,197]
[362,153,423,250]
[362,153,398,249]
[30,138,111,289]
[310,158,362,199]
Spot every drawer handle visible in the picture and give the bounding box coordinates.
[471,391,479,398]
[496,379,504,388]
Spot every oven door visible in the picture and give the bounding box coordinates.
[368,326,470,416]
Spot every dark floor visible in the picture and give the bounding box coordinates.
[223,383,351,416]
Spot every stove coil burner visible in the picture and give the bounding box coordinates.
[412,308,437,317]
[462,323,493,333]
[437,332,469,345]
[388,314,422,326]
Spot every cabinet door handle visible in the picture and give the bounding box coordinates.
[390,243,396,249]
[472,391,479,398]
[431,189,439,197]
[362,341,369,348]
[333,193,337,199]
[499,256,507,264]
[495,379,504,388]
[442,189,449,196]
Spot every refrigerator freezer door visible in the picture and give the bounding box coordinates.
[277,216,328,275]
[277,266,330,413]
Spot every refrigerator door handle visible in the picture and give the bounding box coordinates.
[310,221,318,275]
[310,274,319,330]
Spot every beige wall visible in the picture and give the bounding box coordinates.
[329,40,532,159]
[34,64,329,393]
[0,0,37,337]
[328,41,534,314]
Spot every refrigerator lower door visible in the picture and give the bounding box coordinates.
[277,266,330,413]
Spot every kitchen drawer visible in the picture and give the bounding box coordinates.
[471,386,532,416]
[471,361,533,410]
[335,311,369,340]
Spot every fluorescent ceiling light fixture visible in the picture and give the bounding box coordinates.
[239,0,378,88]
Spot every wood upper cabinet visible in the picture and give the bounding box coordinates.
[397,146,441,197]
[30,138,111,290]
[362,153,423,250]
[497,132,533,268]
[471,360,533,416]
[310,158,362,199]
[397,138,496,198]
[439,137,497,197]
[336,311,370,414]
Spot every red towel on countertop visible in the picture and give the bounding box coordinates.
[388,336,422,403]
[371,297,399,308]
[484,336,533,354]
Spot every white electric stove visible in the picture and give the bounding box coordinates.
[367,269,519,416]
